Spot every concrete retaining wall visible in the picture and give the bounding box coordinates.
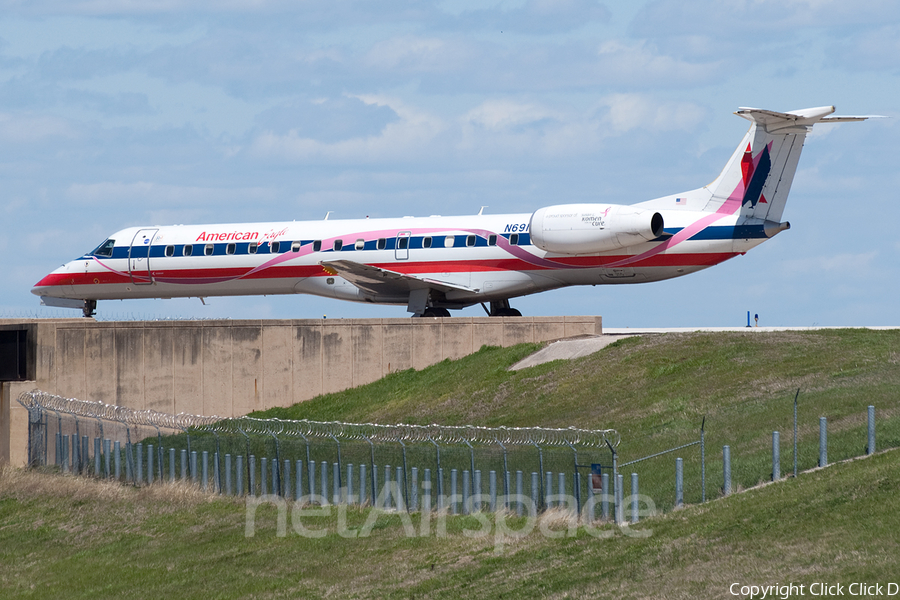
[0,316,601,466]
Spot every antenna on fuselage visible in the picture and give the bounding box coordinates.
[478,206,488,215]
[324,211,332,220]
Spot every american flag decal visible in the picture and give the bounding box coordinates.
[675,197,686,205]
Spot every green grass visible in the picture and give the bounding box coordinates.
[3,449,900,599]
[247,329,900,510]
[5,329,900,598]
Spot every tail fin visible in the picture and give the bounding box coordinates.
[703,106,871,222]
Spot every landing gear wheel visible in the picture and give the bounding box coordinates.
[422,307,451,318]
[82,300,97,318]
[488,300,521,317]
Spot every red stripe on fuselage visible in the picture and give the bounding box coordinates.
[34,252,738,289]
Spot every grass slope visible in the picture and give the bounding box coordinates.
[255,330,900,506]
[2,450,899,599]
[3,329,899,598]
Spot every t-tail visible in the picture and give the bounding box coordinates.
[702,106,872,228]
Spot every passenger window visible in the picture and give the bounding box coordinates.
[184,244,193,257]
[334,240,343,251]
[488,235,497,246]
[423,236,432,248]
[355,239,365,250]
[249,242,258,254]
[444,235,455,248]
[509,233,519,246]
[466,235,476,247]
[292,241,301,252]
[377,238,386,250]
[205,244,214,256]
[398,237,408,250]
[313,240,322,252]
[165,245,174,257]
[93,239,116,257]
[226,243,236,255]
[271,241,280,253]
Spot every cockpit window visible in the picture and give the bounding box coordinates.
[93,239,115,257]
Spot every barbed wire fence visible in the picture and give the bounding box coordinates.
[17,390,620,518]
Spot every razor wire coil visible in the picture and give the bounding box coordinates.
[18,390,620,448]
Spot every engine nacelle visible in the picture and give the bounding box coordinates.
[529,204,664,254]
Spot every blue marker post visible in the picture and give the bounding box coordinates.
[746,311,751,328]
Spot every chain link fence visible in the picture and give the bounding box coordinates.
[17,390,619,517]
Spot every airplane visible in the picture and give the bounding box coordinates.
[33,105,873,318]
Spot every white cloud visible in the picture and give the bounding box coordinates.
[0,112,77,141]
[249,95,448,163]
[600,94,707,133]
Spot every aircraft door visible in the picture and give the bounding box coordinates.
[129,228,158,285]
[395,231,410,260]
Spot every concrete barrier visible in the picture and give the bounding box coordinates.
[0,316,601,466]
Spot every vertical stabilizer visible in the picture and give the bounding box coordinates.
[702,106,869,222]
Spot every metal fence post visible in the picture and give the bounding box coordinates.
[191,450,198,484]
[723,446,731,496]
[423,468,431,512]
[489,470,497,512]
[530,472,538,515]
[169,448,175,483]
[94,437,101,476]
[347,464,354,504]
[601,472,609,520]
[261,457,268,496]
[225,454,232,495]
[147,444,154,484]
[202,451,209,492]
[321,461,328,505]
[675,457,683,508]
[103,439,111,478]
[181,449,187,481]
[772,431,780,481]
[631,473,639,524]
[868,405,876,455]
[819,417,827,467]
[136,443,143,484]
[396,466,404,511]
[615,473,624,525]
[450,469,458,515]
[516,471,523,517]
[544,471,552,509]
[410,467,418,511]
[358,463,366,505]
[334,463,341,505]
[114,441,121,480]
[248,455,255,496]
[236,455,244,496]
[295,460,303,501]
[283,460,291,499]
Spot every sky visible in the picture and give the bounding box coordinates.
[1,0,898,327]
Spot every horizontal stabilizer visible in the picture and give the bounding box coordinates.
[736,106,879,133]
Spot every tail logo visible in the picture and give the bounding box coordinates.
[740,143,771,208]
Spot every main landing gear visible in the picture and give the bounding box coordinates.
[82,300,97,318]
[421,307,451,318]
[481,300,522,317]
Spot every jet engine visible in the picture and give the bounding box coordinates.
[529,204,664,254]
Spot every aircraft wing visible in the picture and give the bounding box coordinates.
[319,260,477,297]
